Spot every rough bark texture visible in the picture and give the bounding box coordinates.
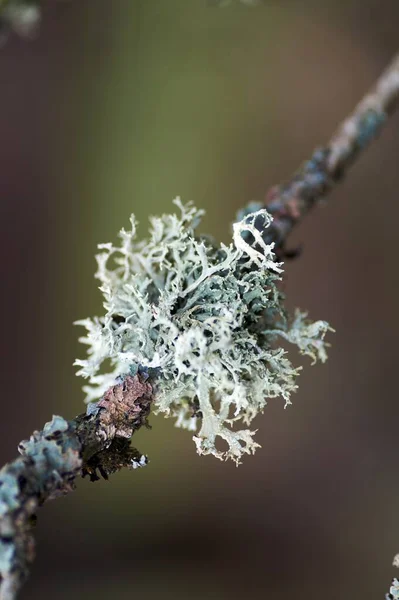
[0,374,153,600]
[263,53,399,256]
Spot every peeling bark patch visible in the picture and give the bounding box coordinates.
[97,374,153,440]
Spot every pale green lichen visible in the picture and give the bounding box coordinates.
[75,199,331,463]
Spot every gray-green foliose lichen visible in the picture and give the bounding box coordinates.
[75,199,332,463]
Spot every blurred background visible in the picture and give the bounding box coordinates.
[1,0,398,598]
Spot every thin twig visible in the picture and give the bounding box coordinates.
[263,53,399,254]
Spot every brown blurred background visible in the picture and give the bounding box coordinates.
[1,0,398,598]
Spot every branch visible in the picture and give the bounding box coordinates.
[1,49,399,600]
[0,375,153,600]
[263,53,399,254]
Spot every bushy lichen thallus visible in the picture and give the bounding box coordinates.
[75,199,332,465]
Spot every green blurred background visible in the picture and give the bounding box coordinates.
[1,1,399,598]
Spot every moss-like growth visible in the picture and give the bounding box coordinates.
[75,200,331,463]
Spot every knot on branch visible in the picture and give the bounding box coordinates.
[78,374,153,481]
[96,374,153,440]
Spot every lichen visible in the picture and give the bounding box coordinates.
[75,199,331,463]
[0,416,82,591]
[388,579,399,600]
